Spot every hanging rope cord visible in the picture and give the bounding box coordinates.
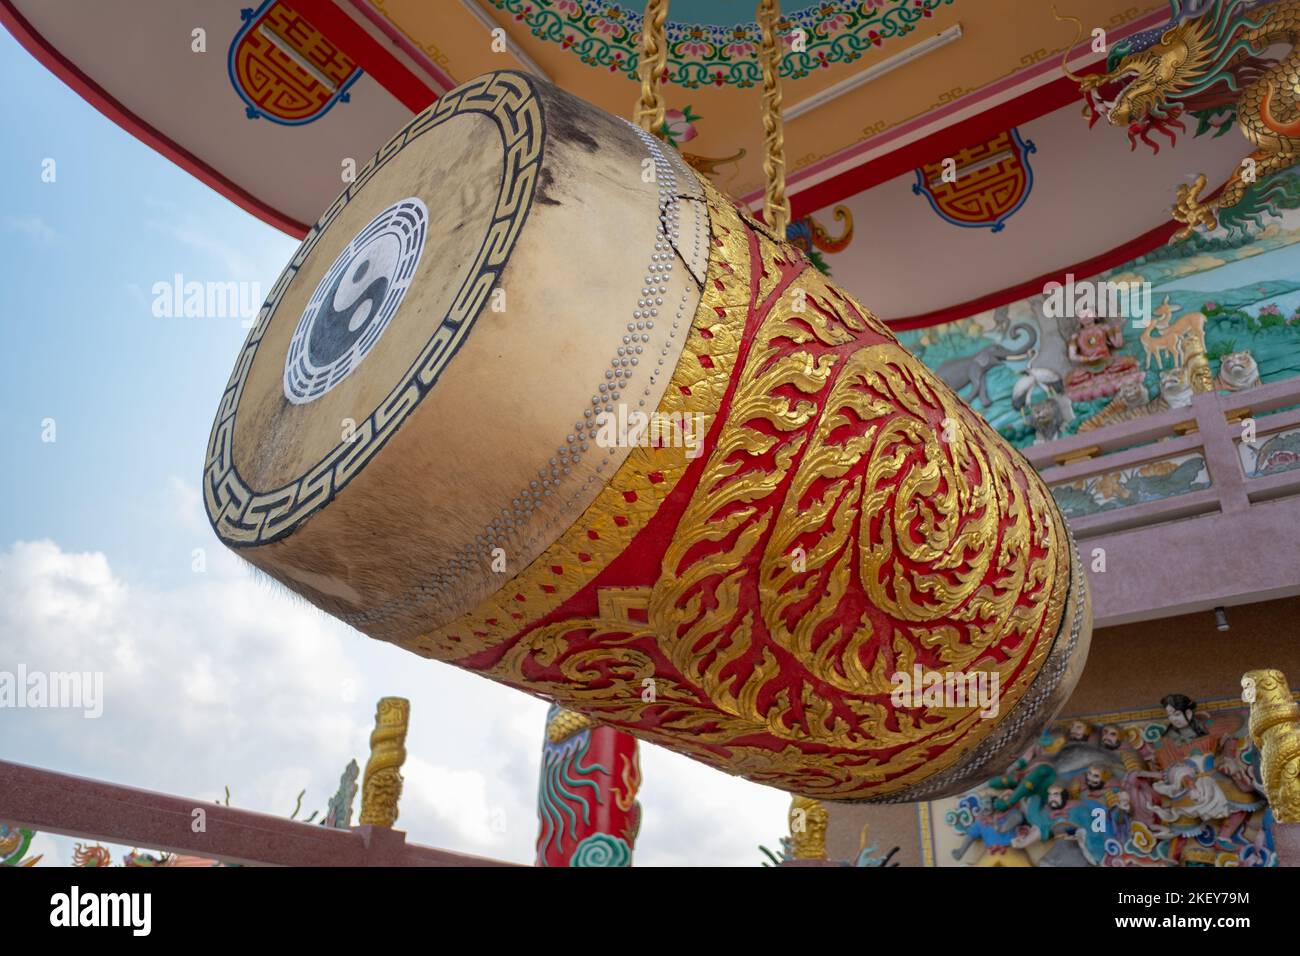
[634,0,790,234]
[757,0,790,234]
[634,0,670,135]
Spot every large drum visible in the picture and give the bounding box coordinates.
[204,71,1091,802]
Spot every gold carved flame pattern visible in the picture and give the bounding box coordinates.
[418,179,1070,799]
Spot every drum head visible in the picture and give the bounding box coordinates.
[205,72,707,641]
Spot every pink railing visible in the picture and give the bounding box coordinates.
[0,760,514,867]
[1022,377,1300,626]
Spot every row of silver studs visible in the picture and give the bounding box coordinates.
[341,125,705,629]
[536,123,706,543]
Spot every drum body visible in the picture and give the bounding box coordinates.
[205,71,1091,802]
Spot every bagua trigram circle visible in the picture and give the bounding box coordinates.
[283,197,428,404]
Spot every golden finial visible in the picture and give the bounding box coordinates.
[788,794,828,860]
[546,707,596,744]
[1242,669,1300,824]
[359,696,410,828]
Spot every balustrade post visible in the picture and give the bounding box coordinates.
[1193,391,1250,515]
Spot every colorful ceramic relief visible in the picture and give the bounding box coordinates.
[922,695,1279,867]
[1239,422,1300,477]
[1050,453,1211,519]
[0,824,40,867]
[1063,0,1300,239]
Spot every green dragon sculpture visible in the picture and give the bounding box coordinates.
[1059,0,1300,238]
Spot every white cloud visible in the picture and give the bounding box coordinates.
[635,744,790,866]
[0,538,358,772]
[4,215,56,244]
[145,218,263,279]
[402,759,506,848]
[0,486,788,867]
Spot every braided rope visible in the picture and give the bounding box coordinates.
[757,0,790,234]
[634,0,670,136]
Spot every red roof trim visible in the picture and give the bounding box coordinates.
[0,0,313,238]
[346,0,458,94]
[779,66,1181,330]
[759,10,1187,331]
[775,8,1173,213]
[291,0,439,113]
[1,0,444,238]
[886,220,1180,331]
[780,63,1218,330]
[886,176,1229,331]
[790,72,1090,221]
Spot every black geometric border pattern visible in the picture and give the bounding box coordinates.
[204,71,543,547]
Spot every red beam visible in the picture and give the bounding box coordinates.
[779,7,1179,219]
[344,0,458,95]
[291,0,439,113]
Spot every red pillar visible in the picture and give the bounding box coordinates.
[535,706,641,866]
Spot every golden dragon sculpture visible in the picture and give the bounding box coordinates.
[358,696,410,828]
[1242,669,1300,824]
[1058,0,1300,239]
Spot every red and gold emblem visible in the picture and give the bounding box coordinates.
[912,129,1037,232]
[228,0,360,125]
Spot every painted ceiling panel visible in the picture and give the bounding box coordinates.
[365,0,1167,197]
[6,0,1228,327]
[804,102,1250,322]
[7,0,423,231]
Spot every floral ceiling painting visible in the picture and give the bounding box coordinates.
[485,0,955,87]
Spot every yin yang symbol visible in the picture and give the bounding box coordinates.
[283,197,427,404]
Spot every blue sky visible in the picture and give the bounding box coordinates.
[0,27,295,583]
[0,26,787,867]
